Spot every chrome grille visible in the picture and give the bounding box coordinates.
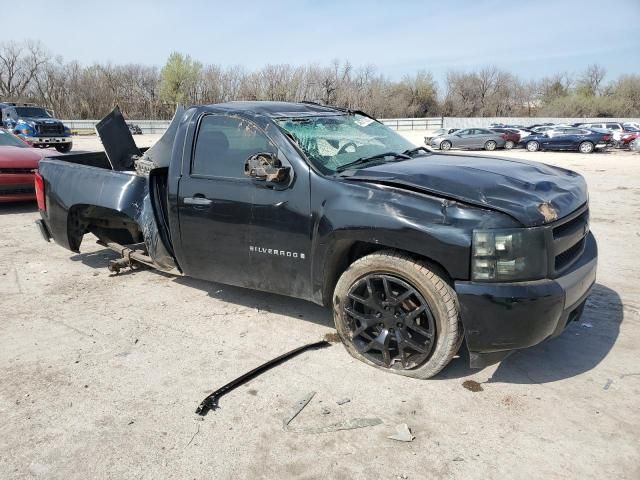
[0,185,34,195]
[37,123,64,136]
[0,167,34,174]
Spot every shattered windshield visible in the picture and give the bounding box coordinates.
[275,114,416,174]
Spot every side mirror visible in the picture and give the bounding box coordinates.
[244,152,290,183]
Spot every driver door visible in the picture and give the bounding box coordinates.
[176,114,277,287]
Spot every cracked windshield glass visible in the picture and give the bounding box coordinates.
[276,114,416,173]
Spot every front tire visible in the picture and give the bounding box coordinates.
[333,251,461,379]
[440,140,452,151]
[526,140,540,152]
[55,143,72,153]
[578,141,594,153]
[504,140,514,150]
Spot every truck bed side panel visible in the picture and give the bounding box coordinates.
[40,159,147,251]
[40,159,177,271]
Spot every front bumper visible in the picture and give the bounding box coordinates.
[23,136,72,147]
[455,232,597,368]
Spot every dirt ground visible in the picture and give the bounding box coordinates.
[1,133,639,480]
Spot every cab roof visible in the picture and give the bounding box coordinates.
[203,101,347,118]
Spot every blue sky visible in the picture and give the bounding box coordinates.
[3,0,639,85]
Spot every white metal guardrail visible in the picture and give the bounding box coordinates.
[64,117,444,134]
[379,117,443,130]
[63,119,171,134]
[62,116,640,134]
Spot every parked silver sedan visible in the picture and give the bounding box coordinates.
[430,128,506,151]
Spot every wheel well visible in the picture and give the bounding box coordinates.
[322,240,453,306]
[67,204,142,251]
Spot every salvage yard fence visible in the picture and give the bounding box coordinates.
[63,116,640,135]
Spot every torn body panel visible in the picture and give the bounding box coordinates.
[340,153,588,227]
[95,106,141,171]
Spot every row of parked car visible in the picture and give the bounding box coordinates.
[425,121,640,153]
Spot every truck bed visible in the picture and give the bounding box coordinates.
[37,151,176,272]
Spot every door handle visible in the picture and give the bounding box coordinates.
[184,196,213,206]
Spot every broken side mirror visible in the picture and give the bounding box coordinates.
[244,152,290,183]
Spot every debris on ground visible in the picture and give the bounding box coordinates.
[336,398,350,405]
[604,378,613,390]
[388,423,414,442]
[462,380,484,392]
[282,393,381,433]
[581,322,593,328]
[453,456,464,462]
[195,340,330,416]
[294,417,382,434]
[282,391,316,430]
[186,423,200,447]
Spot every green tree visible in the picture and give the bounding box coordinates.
[159,52,202,106]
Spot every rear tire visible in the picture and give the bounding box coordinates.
[440,140,452,151]
[526,140,540,152]
[578,141,594,153]
[55,143,72,153]
[504,140,514,150]
[484,140,497,151]
[333,251,461,379]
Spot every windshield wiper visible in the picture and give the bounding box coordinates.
[402,146,432,156]
[336,151,410,173]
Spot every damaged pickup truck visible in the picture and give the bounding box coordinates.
[34,102,597,378]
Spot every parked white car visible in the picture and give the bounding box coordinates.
[424,128,459,143]
[579,122,625,141]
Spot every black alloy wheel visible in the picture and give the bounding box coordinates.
[344,274,436,369]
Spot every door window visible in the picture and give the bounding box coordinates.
[192,115,276,178]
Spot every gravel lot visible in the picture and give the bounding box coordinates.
[1,134,639,479]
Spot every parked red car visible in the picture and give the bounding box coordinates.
[489,128,521,149]
[620,132,640,147]
[0,128,60,202]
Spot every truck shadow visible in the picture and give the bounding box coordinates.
[66,248,623,382]
[69,247,334,327]
[172,276,334,328]
[437,283,624,384]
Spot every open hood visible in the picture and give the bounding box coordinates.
[341,154,588,226]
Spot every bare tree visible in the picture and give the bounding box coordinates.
[2,39,639,120]
[577,64,607,96]
[0,40,49,99]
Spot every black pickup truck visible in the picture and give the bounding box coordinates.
[34,102,597,378]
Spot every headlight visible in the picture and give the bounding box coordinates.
[472,228,547,281]
[15,121,35,136]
